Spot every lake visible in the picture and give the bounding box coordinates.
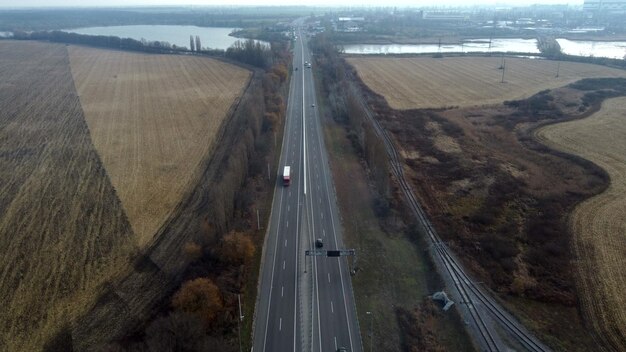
[342,38,540,55]
[62,25,265,50]
[556,38,626,60]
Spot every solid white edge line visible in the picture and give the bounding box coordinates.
[312,69,357,351]
[260,25,299,352]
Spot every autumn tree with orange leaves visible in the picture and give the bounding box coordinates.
[219,231,255,265]
[172,278,223,326]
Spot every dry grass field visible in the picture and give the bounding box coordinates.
[0,41,136,351]
[347,56,626,109]
[537,97,626,350]
[0,41,250,351]
[68,46,251,246]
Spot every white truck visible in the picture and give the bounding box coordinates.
[283,166,291,186]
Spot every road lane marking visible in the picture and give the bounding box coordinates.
[286,221,288,228]
[294,32,306,352]
[334,337,338,350]
[331,301,334,313]
[328,273,331,283]
[284,239,287,247]
[261,186,286,352]
[281,286,284,297]
[323,229,325,237]
[288,205,290,212]
[279,318,282,331]
[283,260,285,270]
[302,38,307,196]
[314,56,357,352]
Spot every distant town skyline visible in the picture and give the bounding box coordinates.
[0,0,585,9]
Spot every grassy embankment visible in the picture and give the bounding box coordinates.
[312,55,473,351]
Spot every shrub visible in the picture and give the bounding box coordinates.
[218,231,255,265]
[171,278,223,326]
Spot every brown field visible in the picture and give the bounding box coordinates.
[0,41,135,351]
[349,52,626,348]
[537,97,626,350]
[0,41,249,351]
[69,46,251,245]
[347,56,626,109]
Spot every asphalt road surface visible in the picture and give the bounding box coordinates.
[252,26,362,352]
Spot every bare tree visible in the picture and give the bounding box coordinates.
[195,35,202,52]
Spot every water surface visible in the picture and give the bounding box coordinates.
[63,25,264,50]
[557,38,626,60]
[342,38,540,55]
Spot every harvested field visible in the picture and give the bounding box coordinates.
[0,41,135,351]
[347,56,626,109]
[0,41,250,351]
[69,46,251,245]
[537,97,626,350]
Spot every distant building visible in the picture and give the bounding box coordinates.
[584,0,626,14]
[422,12,469,21]
[338,17,365,22]
[335,17,365,32]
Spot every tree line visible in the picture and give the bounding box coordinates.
[11,30,278,68]
[90,38,292,352]
[0,8,290,32]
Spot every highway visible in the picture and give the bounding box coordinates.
[252,25,362,352]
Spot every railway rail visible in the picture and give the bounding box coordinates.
[353,84,551,352]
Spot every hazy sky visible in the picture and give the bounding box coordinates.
[0,0,584,8]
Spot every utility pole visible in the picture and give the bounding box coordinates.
[366,311,373,352]
[237,294,244,352]
[256,209,260,230]
[556,60,561,78]
[501,57,506,83]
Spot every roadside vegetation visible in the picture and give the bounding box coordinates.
[348,45,626,350]
[83,40,292,352]
[0,30,290,351]
[311,32,474,352]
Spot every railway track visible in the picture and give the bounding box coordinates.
[353,85,550,352]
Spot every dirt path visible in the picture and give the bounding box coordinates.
[537,97,626,350]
